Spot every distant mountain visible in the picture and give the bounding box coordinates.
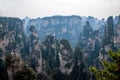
[23,15,105,47]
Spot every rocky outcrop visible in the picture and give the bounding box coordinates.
[41,35,60,74]
[58,39,74,74]
[28,25,43,73]
[70,46,89,80]
[0,17,25,57]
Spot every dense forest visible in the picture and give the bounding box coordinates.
[0,15,120,80]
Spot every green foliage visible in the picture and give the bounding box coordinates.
[90,50,120,80]
[14,65,37,80]
[5,53,37,80]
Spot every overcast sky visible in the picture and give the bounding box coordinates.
[0,0,120,19]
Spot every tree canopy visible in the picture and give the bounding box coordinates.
[90,50,120,80]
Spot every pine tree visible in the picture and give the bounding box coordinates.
[90,50,120,80]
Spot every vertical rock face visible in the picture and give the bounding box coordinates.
[28,25,42,73]
[41,37,74,75]
[103,16,114,46]
[41,35,60,73]
[78,21,103,66]
[99,16,115,62]
[70,46,89,80]
[78,21,93,50]
[58,39,74,74]
[78,21,101,58]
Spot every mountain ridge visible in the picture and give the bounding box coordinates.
[24,15,107,47]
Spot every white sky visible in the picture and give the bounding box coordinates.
[0,0,120,19]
